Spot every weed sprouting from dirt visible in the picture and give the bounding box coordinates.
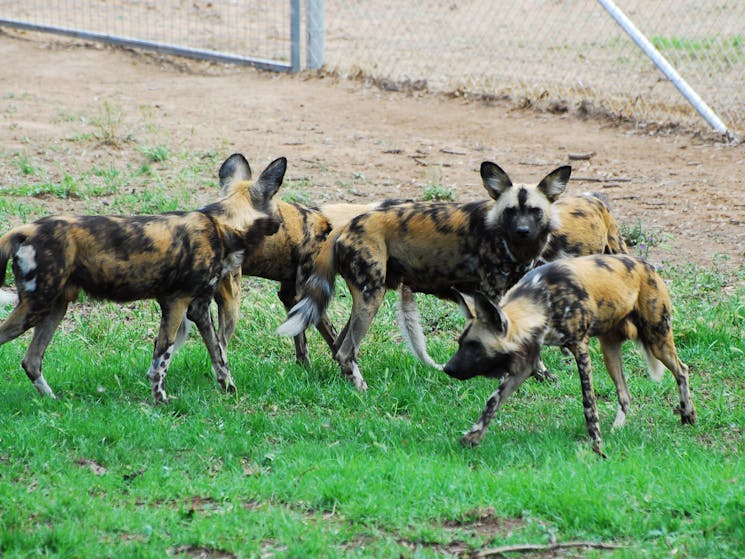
[92,101,126,146]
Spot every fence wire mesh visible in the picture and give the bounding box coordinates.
[2,1,743,135]
[322,0,745,136]
[0,1,296,69]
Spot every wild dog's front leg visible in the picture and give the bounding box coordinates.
[570,342,606,458]
[215,269,242,350]
[188,296,236,395]
[149,298,191,403]
[461,366,534,447]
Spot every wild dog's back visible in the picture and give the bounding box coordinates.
[511,255,670,346]
[336,201,487,293]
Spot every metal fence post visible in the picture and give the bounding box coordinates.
[596,0,737,142]
[290,0,301,72]
[307,0,325,69]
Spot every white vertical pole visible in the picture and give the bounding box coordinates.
[596,0,737,142]
[290,0,301,72]
[307,0,324,69]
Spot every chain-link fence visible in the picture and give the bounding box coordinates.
[0,0,300,71]
[322,0,744,137]
[2,1,743,136]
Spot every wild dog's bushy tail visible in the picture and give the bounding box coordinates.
[395,285,443,369]
[0,226,33,306]
[276,228,340,337]
[0,225,33,287]
[635,340,666,381]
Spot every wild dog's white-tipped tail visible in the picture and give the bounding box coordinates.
[276,274,333,337]
[276,296,318,337]
[636,340,666,381]
[395,285,444,370]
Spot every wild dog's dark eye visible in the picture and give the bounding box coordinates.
[462,340,485,357]
[530,208,543,218]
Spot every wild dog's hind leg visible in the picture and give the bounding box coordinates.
[314,315,338,358]
[332,285,386,391]
[188,296,237,395]
[149,297,191,403]
[568,340,606,458]
[461,365,534,447]
[278,281,310,367]
[598,336,632,430]
[649,337,697,425]
[16,298,68,397]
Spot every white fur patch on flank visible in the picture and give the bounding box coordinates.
[23,278,37,292]
[16,244,37,275]
[636,341,666,381]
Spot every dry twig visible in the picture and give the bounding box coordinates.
[473,540,624,558]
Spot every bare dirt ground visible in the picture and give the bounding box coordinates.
[1,30,744,279]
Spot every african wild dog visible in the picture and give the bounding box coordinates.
[0,157,286,403]
[396,192,628,369]
[538,192,627,264]
[277,162,570,390]
[192,153,413,366]
[443,254,697,457]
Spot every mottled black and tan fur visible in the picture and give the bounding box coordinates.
[396,191,628,369]
[539,192,627,263]
[278,162,570,390]
[0,157,286,403]
[443,254,697,457]
[198,152,411,366]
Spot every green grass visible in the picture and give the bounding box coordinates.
[422,183,456,201]
[0,260,742,557]
[651,35,745,63]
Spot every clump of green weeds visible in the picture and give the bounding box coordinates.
[422,183,455,201]
[620,219,663,259]
[140,144,169,163]
[91,101,126,146]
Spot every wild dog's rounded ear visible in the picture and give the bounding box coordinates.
[480,161,512,201]
[219,153,252,193]
[450,288,475,319]
[537,165,571,203]
[250,157,287,213]
[473,291,508,334]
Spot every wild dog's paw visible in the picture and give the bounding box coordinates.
[460,429,485,448]
[532,367,557,383]
[679,404,697,425]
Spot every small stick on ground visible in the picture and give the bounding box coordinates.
[472,540,625,558]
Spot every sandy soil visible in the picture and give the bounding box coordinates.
[1,29,744,277]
